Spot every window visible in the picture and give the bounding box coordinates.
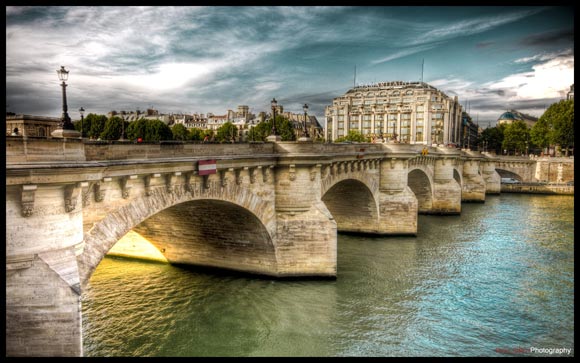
[364,100,374,105]
[389,98,401,104]
[417,105,424,112]
[403,97,413,103]
[388,114,397,121]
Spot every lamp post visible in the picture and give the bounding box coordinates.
[51,66,80,138]
[79,107,85,138]
[266,98,281,142]
[299,103,311,141]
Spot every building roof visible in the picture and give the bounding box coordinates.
[497,109,538,123]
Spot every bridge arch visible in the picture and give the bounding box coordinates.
[495,168,523,181]
[407,166,433,213]
[78,183,276,286]
[320,169,380,234]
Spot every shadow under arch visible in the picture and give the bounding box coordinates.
[78,184,276,287]
[495,168,523,181]
[321,179,379,234]
[407,169,433,214]
[132,199,276,275]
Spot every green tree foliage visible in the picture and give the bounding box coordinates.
[189,127,204,141]
[335,130,368,143]
[126,119,148,141]
[248,121,271,142]
[171,123,189,141]
[83,113,107,139]
[100,116,124,140]
[533,99,574,156]
[247,116,296,142]
[479,124,505,154]
[502,120,529,155]
[216,122,238,142]
[530,117,550,152]
[146,119,173,141]
[552,100,574,156]
[126,118,173,142]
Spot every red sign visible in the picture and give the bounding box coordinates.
[198,159,217,175]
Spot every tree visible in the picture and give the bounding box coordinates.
[100,116,124,140]
[146,119,173,141]
[532,99,574,156]
[126,118,148,141]
[84,113,107,139]
[171,123,189,141]
[502,120,529,155]
[549,99,574,156]
[335,130,368,143]
[189,127,204,141]
[479,124,505,154]
[216,122,238,143]
[247,116,296,142]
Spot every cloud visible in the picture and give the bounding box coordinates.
[410,8,547,46]
[486,52,574,100]
[521,28,574,46]
[370,43,441,65]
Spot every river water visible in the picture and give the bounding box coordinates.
[82,193,574,357]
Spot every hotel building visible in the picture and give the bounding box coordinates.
[324,81,463,145]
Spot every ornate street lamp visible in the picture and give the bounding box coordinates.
[52,66,80,138]
[79,107,85,138]
[57,66,73,129]
[299,103,310,141]
[266,98,281,142]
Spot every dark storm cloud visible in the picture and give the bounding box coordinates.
[521,28,574,46]
[6,6,574,123]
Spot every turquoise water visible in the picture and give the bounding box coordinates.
[82,194,574,357]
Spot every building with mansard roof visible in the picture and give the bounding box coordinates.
[497,109,538,128]
[324,81,463,145]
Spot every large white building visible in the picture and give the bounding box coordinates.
[324,81,463,145]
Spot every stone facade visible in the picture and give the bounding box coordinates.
[324,81,463,145]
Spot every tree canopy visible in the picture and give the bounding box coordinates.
[126,118,172,142]
[171,123,189,141]
[532,99,574,155]
[502,120,529,155]
[248,116,296,142]
[216,122,238,142]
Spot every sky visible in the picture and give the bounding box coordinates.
[5,6,574,128]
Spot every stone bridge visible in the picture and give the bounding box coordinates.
[7,137,523,356]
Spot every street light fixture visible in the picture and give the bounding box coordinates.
[51,66,80,138]
[299,103,311,141]
[57,66,73,130]
[79,107,85,138]
[266,98,281,142]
